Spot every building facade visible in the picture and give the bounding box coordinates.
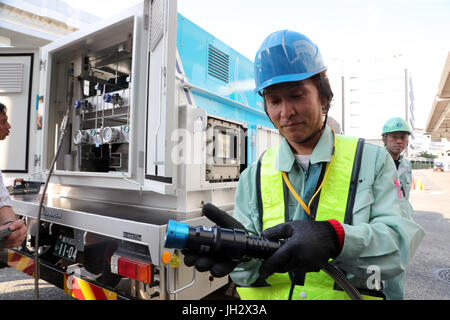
[327,55,416,156]
[0,0,98,47]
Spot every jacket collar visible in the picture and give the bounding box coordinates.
[276,125,334,172]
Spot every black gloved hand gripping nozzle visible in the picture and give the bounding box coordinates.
[164,220,282,261]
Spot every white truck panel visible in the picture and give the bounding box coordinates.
[0,48,39,175]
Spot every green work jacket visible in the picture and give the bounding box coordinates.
[230,126,424,299]
[383,155,415,299]
[398,156,413,200]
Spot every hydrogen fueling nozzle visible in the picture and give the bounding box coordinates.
[164,203,283,261]
[164,203,364,300]
[164,219,364,300]
[164,220,283,262]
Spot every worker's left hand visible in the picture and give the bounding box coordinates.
[182,203,245,278]
[182,249,238,278]
[1,219,27,249]
[258,220,340,279]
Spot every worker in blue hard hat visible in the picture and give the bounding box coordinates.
[184,30,424,300]
[233,30,424,300]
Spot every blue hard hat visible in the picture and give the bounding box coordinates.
[254,30,326,93]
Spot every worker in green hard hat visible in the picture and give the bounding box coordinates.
[382,117,412,200]
[381,116,415,300]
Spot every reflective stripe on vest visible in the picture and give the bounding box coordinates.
[237,135,381,300]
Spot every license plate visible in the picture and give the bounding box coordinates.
[54,234,78,261]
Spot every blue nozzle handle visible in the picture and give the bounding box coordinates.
[164,220,190,249]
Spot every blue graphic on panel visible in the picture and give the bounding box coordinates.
[176,14,275,164]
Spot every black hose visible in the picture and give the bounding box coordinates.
[34,66,74,300]
[321,262,363,300]
[34,107,71,300]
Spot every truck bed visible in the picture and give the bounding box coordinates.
[10,193,202,265]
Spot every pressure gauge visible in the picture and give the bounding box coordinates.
[74,130,88,145]
[102,127,120,143]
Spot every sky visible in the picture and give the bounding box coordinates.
[61,0,450,129]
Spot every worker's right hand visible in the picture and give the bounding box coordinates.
[1,220,27,249]
[182,203,244,278]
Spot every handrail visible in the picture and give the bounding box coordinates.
[182,82,266,116]
[166,259,196,295]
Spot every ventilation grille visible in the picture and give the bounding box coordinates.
[208,45,229,83]
[149,0,164,51]
[0,63,24,93]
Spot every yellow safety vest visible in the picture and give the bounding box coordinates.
[236,135,383,300]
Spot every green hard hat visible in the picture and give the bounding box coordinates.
[382,117,411,135]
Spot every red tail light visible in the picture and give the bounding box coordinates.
[111,255,153,284]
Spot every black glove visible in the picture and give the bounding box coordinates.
[258,220,340,280]
[182,203,245,278]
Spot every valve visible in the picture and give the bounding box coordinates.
[103,93,123,105]
[73,100,82,109]
[82,100,92,110]
[103,93,112,103]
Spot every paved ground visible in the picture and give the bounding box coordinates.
[405,169,450,300]
[0,266,73,300]
[0,169,448,300]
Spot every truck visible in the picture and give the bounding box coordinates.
[433,150,450,172]
[0,0,282,300]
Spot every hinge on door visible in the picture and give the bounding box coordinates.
[144,13,149,31]
[34,154,41,167]
[40,59,46,71]
[143,0,150,30]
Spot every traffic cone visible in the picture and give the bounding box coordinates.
[411,177,416,190]
[418,178,423,191]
